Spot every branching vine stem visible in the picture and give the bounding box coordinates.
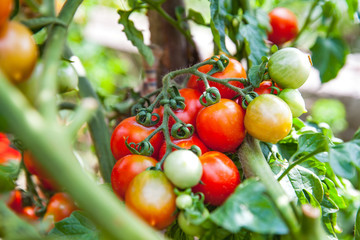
[277,152,317,181]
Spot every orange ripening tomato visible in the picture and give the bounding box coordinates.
[188,58,247,99]
[268,7,298,45]
[0,21,38,83]
[111,154,157,199]
[110,116,164,160]
[196,99,245,152]
[0,0,13,28]
[22,206,39,221]
[158,134,209,160]
[44,192,77,223]
[125,170,176,230]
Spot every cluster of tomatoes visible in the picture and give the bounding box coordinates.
[110,47,311,236]
[0,0,38,84]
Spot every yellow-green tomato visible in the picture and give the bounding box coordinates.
[244,94,292,143]
[268,47,311,89]
[278,89,307,118]
[57,61,78,93]
[178,211,207,237]
[164,150,202,189]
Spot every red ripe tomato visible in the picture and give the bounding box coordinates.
[110,116,164,160]
[268,8,298,45]
[125,170,176,230]
[0,21,38,83]
[0,0,12,28]
[7,190,23,214]
[22,206,39,221]
[196,99,245,152]
[188,58,247,99]
[111,154,157,199]
[254,80,281,95]
[0,133,21,164]
[23,151,59,191]
[44,192,77,222]
[192,151,240,206]
[156,88,203,129]
[158,134,209,159]
[186,76,198,89]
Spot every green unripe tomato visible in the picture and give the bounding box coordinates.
[164,150,202,189]
[268,48,311,89]
[176,194,193,210]
[57,61,78,93]
[278,89,307,118]
[177,211,207,237]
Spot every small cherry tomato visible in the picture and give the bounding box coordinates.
[7,190,23,214]
[111,154,157,199]
[176,195,193,210]
[0,21,38,83]
[125,170,176,230]
[156,88,203,129]
[189,58,247,99]
[110,116,164,160]
[192,151,240,206]
[278,89,307,118]
[57,61,78,93]
[244,94,292,143]
[254,80,281,95]
[22,206,39,221]
[196,99,245,152]
[164,150,203,189]
[0,134,21,164]
[158,134,209,160]
[268,7,298,45]
[44,192,77,223]
[0,0,12,28]
[178,211,206,237]
[268,47,311,89]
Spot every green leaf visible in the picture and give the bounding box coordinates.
[118,10,154,65]
[303,189,322,210]
[329,139,360,178]
[345,0,359,19]
[237,12,268,67]
[287,166,324,204]
[310,37,349,83]
[48,211,99,240]
[299,157,326,179]
[188,9,206,25]
[355,208,360,239]
[247,60,267,88]
[0,161,19,193]
[209,0,229,54]
[322,178,346,209]
[353,128,360,140]
[297,133,329,155]
[165,222,193,240]
[210,179,288,234]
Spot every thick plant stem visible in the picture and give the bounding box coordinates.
[0,74,163,240]
[299,205,329,240]
[238,135,300,239]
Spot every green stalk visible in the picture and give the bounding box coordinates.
[277,152,317,181]
[238,135,300,239]
[37,0,82,120]
[299,205,329,240]
[0,74,163,240]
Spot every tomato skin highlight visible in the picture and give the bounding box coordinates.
[192,151,240,206]
[244,94,292,143]
[189,58,247,99]
[44,192,77,223]
[268,7,298,45]
[158,134,209,160]
[111,154,157,199]
[157,88,203,129]
[0,21,38,83]
[0,0,12,28]
[196,99,245,152]
[125,170,176,230]
[22,206,39,221]
[110,116,164,160]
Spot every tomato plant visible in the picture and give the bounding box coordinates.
[111,154,157,199]
[110,116,164,160]
[0,21,38,83]
[158,134,208,159]
[268,7,298,45]
[177,211,206,237]
[44,192,77,223]
[196,99,245,152]
[125,170,176,230]
[163,150,202,189]
[244,94,292,143]
[0,0,12,28]
[192,151,240,206]
[188,58,246,99]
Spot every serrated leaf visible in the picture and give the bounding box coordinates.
[210,179,288,234]
[310,37,349,83]
[297,133,329,155]
[247,61,266,88]
[287,165,324,204]
[48,211,99,240]
[209,0,229,54]
[299,157,326,179]
[322,178,346,209]
[118,10,154,65]
[329,139,360,179]
[188,9,206,25]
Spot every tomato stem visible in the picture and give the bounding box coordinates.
[277,152,317,181]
